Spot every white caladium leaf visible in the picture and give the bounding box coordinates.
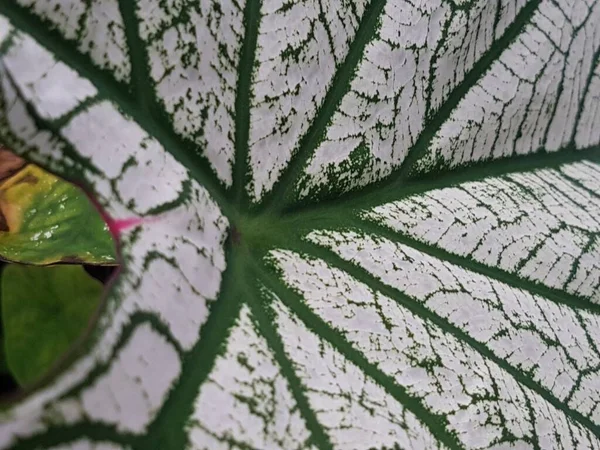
[0,0,599,448]
[44,442,128,450]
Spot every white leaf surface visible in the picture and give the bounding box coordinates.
[0,0,599,448]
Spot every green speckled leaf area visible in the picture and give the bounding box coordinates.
[0,151,116,266]
[1,264,103,387]
[0,0,599,449]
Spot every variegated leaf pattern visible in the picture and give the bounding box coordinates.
[0,0,599,449]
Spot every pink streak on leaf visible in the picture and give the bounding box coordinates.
[109,217,146,234]
[80,188,150,240]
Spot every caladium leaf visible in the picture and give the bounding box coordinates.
[0,0,599,449]
[0,151,116,265]
[1,264,103,387]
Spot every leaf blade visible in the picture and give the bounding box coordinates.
[1,265,103,386]
[0,163,116,265]
[1,0,600,448]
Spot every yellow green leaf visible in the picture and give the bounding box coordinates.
[0,157,116,265]
[1,264,103,387]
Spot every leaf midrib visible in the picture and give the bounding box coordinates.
[279,147,600,219]
[256,0,387,214]
[245,269,335,450]
[137,244,244,449]
[232,0,261,210]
